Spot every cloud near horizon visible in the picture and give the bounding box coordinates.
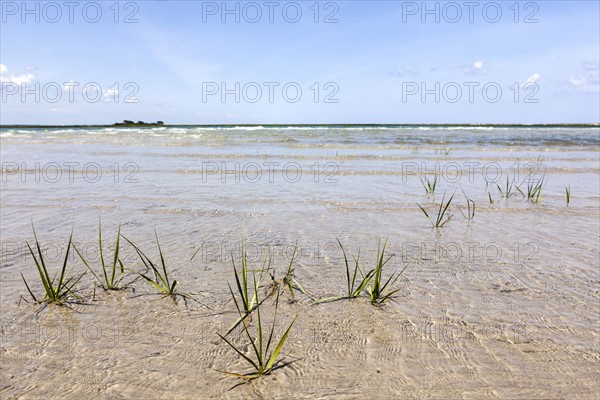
[569,61,600,93]
[464,60,489,76]
[0,64,35,85]
[524,73,541,87]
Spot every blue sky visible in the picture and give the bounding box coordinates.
[1,0,599,124]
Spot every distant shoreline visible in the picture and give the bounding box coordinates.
[1,123,599,129]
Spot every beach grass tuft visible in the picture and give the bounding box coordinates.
[74,221,125,291]
[313,240,375,304]
[420,173,438,196]
[418,191,455,228]
[313,239,406,305]
[223,237,272,335]
[231,236,263,313]
[367,239,405,305]
[218,274,296,380]
[566,185,571,206]
[526,174,546,203]
[21,225,85,305]
[122,231,179,296]
[338,239,374,298]
[497,176,520,199]
[278,248,313,301]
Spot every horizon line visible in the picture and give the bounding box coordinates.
[2,123,599,129]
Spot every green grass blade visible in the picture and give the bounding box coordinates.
[350,252,361,295]
[380,271,401,293]
[313,296,345,304]
[32,227,53,296]
[417,203,433,226]
[63,272,87,299]
[21,273,38,302]
[254,275,264,366]
[231,255,249,312]
[124,234,170,292]
[265,316,296,371]
[138,273,168,294]
[352,269,375,297]
[55,229,73,294]
[217,333,260,372]
[336,239,350,295]
[242,236,248,308]
[110,224,122,286]
[378,288,402,304]
[154,230,170,289]
[291,278,313,300]
[265,286,282,357]
[74,245,102,284]
[98,219,109,287]
[26,241,52,300]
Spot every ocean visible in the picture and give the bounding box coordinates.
[1,125,599,398]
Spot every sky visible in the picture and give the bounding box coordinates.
[0,0,599,125]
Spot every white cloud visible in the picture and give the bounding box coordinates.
[82,84,101,99]
[524,73,541,86]
[49,108,74,113]
[464,60,489,75]
[62,81,78,90]
[569,61,599,93]
[103,87,119,102]
[393,66,419,76]
[0,64,35,85]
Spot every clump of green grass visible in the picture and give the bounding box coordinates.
[21,225,85,305]
[269,248,313,301]
[497,176,521,199]
[339,239,374,299]
[223,237,271,335]
[218,274,296,380]
[74,221,125,291]
[231,236,263,313]
[418,192,455,228]
[282,250,299,298]
[122,231,196,304]
[420,173,438,195]
[526,174,546,203]
[314,239,375,304]
[566,186,571,206]
[367,239,406,305]
[125,232,177,295]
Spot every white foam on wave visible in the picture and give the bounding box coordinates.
[232,126,265,131]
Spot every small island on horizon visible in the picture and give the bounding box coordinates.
[113,120,165,127]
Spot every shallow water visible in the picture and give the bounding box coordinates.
[1,126,599,399]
